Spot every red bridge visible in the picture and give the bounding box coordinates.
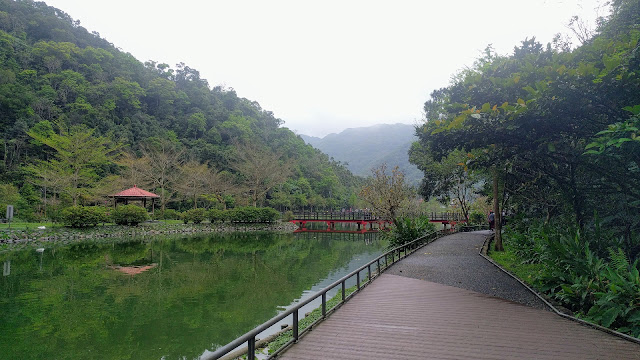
[290,211,466,231]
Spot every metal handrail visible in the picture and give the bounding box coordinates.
[204,230,447,360]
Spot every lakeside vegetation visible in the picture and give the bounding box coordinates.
[411,0,640,337]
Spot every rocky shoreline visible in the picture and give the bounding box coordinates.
[0,221,299,250]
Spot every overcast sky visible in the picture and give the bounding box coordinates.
[44,0,607,137]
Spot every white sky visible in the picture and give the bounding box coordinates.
[44,0,607,137]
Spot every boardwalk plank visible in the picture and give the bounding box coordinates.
[278,274,640,360]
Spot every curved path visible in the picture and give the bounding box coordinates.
[385,230,546,309]
[278,231,640,360]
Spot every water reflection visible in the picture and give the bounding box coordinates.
[0,230,385,360]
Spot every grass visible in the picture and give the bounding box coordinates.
[0,221,65,230]
[489,245,545,288]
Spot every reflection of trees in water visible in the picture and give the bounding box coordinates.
[0,231,385,360]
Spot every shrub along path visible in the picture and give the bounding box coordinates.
[278,231,640,360]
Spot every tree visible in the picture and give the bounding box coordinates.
[409,146,479,222]
[27,123,120,206]
[231,142,292,207]
[176,160,211,208]
[137,136,184,213]
[359,164,413,223]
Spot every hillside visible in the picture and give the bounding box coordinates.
[301,124,422,185]
[0,0,362,219]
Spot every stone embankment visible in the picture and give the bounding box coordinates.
[0,221,299,249]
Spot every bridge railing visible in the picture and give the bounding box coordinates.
[291,211,467,222]
[292,211,378,221]
[203,229,448,360]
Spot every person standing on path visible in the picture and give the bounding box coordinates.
[488,211,495,230]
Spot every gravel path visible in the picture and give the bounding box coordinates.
[386,230,549,310]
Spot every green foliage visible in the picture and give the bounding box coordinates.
[226,207,280,223]
[182,208,206,224]
[0,183,21,218]
[61,205,108,227]
[160,208,180,220]
[469,211,486,225]
[499,219,640,337]
[282,210,294,222]
[411,6,640,245]
[111,204,148,225]
[384,216,436,249]
[207,208,226,223]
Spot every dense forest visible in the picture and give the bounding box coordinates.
[410,0,640,335]
[0,0,362,220]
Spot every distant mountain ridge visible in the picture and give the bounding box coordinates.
[300,123,423,185]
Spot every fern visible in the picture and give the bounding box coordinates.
[608,247,629,272]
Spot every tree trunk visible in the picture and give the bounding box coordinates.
[493,167,504,251]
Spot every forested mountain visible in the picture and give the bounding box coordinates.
[0,0,361,219]
[300,124,422,185]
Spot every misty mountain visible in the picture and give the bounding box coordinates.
[301,124,423,185]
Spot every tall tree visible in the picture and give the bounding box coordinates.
[176,160,211,208]
[27,123,120,205]
[359,164,413,222]
[138,136,184,213]
[231,142,292,207]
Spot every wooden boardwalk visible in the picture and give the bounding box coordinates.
[278,274,640,360]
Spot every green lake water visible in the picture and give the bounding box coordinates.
[0,229,385,360]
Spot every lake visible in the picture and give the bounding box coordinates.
[0,228,386,360]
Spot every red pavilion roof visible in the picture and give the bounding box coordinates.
[111,185,159,198]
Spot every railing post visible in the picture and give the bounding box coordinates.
[293,310,299,342]
[342,281,345,301]
[322,292,326,318]
[376,258,380,277]
[248,336,256,360]
[384,254,388,269]
[367,264,371,283]
[357,271,360,290]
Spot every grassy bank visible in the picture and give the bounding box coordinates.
[489,246,545,289]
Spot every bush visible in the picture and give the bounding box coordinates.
[384,216,436,249]
[282,210,294,222]
[258,207,280,222]
[207,208,226,223]
[501,218,640,337]
[183,208,206,224]
[111,205,148,225]
[62,206,109,228]
[226,207,280,223]
[161,208,181,220]
[469,211,486,225]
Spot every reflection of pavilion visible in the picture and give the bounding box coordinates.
[109,263,157,276]
[109,185,159,214]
